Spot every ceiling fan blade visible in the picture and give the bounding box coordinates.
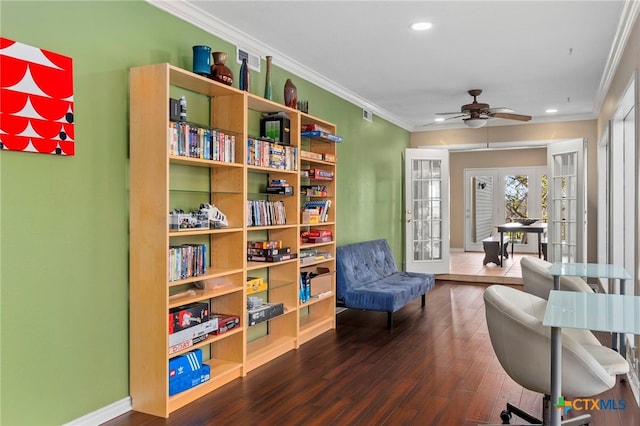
[436,111,463,115]
[488,107,514,114]
[443,114,468,121]
[491,112,532,121]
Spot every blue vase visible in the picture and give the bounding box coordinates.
[192,45,211,76]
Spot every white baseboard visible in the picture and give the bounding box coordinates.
[63,397,132,426]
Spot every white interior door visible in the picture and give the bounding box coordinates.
[404,148,450,274]
[546,139,586,263]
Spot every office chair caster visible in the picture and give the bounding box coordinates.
[500,409,512,424]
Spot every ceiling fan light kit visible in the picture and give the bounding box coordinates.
[464,117,487,128]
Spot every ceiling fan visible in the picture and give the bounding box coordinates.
[437,89,532,128]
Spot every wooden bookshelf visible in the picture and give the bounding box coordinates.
[129,63,337,418]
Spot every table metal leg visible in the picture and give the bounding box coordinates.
[550,326,562,426]
[619,279,626,358]
[499,230,504,267]
[550,274,561,426]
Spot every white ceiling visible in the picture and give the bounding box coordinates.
[150,1,639,131]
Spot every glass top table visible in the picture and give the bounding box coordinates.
[545,263,633,426]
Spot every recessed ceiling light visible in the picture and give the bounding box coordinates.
[545,108,558,113]
[434,117,445,122]
[410,22,433,31]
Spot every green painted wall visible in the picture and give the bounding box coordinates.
[0,1,408,424]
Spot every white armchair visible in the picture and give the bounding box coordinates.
[483,285,628,425]
[520,256,593,300]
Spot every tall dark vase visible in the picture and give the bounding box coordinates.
[239,58,249,92]
[264,56,273,100]
[210,52,233,86]
[284,78,297,109]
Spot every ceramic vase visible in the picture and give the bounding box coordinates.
[264,56,273,100]
[210,52,233,86]
[239,58,249,91]
[284,78,297,109]
[192,45,212,76]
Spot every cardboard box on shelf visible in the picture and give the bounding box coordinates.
[301,266,333,296]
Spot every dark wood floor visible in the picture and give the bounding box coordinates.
[104,281,639,426]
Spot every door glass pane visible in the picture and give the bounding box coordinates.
[541,174,548,222]
[505,175,529,243]
[412,159,442,261]
[505,175,529,221]
[551,152,577,263]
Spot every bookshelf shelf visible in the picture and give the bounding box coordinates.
[168,227,243,237]
[130,62,337,418]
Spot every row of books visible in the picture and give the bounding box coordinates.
[169,121,236,163]
[302,200,332,223]
[247,200,287,227]
[168,244,207,282]
[247,138,298,171]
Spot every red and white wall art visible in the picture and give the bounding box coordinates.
[0,37,74,156]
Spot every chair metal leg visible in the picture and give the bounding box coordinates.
[505,402,542,424]
[387,311,393,330]
[421,293,426,307]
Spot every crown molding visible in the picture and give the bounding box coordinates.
[146,0,414,131]
[593,0,640,116]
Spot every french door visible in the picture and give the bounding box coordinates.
[546,139,587,263]
[404,148,450,274]
[464,166,546,253]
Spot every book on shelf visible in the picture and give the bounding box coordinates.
[169,121,235,163]
[247,137,298,170]
[247,200,287,227]
[168,244,207,282]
